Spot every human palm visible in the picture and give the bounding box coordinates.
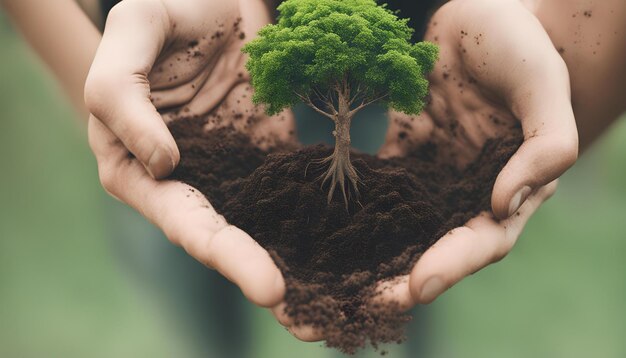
[372,0,578,313]
[85,0,579,343]
[85,0,294,310]
[267,0,578,342]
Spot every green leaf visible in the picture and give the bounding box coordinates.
[243,0,439,116]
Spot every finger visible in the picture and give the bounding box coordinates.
[271,302,293,327]
[409,181,558,305]
[492,53,577,219]
[451,0,578,219]
[84,0,179,179]
[371,275,413,312]
[272,302,325,342]
[88,115,284,307]
[287,325,325,342]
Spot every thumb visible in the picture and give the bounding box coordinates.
[84,0,179,179]
[491,69,578,219]
[447,0,579,219]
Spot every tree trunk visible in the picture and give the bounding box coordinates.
[321,89,359,207]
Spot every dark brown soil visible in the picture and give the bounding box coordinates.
[168,116,522,354]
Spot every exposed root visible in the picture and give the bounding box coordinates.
[304,156,332,178]
[319,153,360,209]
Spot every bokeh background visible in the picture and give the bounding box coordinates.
[1,9,625,358]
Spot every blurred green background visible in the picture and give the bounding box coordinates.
[1,9,625,358]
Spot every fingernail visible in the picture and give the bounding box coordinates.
[508,185,532,217]
[147,146,175,179]
[419,277,446,303]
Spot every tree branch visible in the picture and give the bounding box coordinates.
[349,83,366,106]
[349,92,389,117]
[295,91,335,120]
[312,87,337,115]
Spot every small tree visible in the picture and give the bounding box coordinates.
[243,0,438,205]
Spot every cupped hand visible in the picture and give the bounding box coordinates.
[376,0,578,310]
[276,0,580,342]
[85,0,295,309]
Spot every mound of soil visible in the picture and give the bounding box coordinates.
[168,116,522,354]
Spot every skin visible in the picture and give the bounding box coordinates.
[4,0,624,344]
[3,0,296,322]
[84,0,297,313]
[361,0,624,343]
[1,0,100,116]
[289,0,625,341]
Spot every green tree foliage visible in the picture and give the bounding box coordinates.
[243,0,438,205]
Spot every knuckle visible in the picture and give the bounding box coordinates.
[97,164,119,196]
[84,73,116,116]
[163,220,185,248]
[491,249,509,264]
[490,241,512,264]
[105,0,140,24]
[549,135,579,167]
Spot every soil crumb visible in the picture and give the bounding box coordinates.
[168,115,522,354]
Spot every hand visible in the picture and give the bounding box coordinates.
[375,0,578,309]
[264,0,580,342]
[85,0,294,309]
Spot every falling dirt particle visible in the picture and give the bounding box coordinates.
[234,113,244,120]
[584,10,592,17]
[238,72,244,78]
[188,40,199,47]
[193,51,203,57]
[442,72,449,80]
[183,107,190,113]
[289,130,295,136]
[434,36,439,42]
[191,84,196,89]
[398,131,408,140]
[557,47,566,54]
[433,21,438,26]
[239,32,246,40]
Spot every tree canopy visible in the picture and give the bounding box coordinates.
[243,0,439,117]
